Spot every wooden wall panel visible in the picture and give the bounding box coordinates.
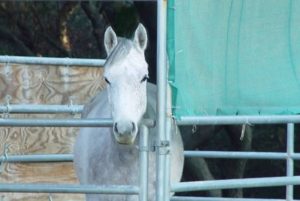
[0,63,106,201]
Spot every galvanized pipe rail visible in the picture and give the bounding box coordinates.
[156,1,169,201]
[0,154,73,163]
[172,197,300,201]
[0,55,105,67]
[184,150,300,160]
[0,176,298,195]
[2,150,300,163]
[177,115,300,125]
[171,176,300,193]
[0,118,155,127]
[0,104,83,114]
[0,183,139,194]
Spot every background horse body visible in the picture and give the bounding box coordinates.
[74,24,184,201]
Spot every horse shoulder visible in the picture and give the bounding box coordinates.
[74,89,111,184]
[82,89,110,118]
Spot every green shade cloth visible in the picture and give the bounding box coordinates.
[167,0,300,117]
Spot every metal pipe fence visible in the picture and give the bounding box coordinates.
[173,118,299,201]
[0,117,298,199]
[0,95,298,194]
[2,71,287,197]
[0,54,153,198]
[0,1,299,200]
[0,57,299,200]
[0,122,151,199]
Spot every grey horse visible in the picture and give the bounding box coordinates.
[74,24,184,201]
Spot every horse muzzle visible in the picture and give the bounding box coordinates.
[113,121,138,145]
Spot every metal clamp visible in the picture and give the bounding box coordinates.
[4,59,11,78]
[155,140,170,155]
[68,97,76,115]
[2,95,11,119]
[0,144,10,174]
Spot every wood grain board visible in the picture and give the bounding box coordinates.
[0,63,106,201]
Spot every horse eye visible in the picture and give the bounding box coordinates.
[104,77,111,85]
[141,75,149,83]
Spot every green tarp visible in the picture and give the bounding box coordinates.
[167,0,300,117]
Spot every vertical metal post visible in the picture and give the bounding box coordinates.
[139,125,149,201]
[286,123,294,201]
[156,0,169,201]
[164,86,173,201]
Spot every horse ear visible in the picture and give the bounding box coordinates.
[104,26,118,56]
[134,23,148,51]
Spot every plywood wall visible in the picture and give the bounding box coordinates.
[0,63,106,201]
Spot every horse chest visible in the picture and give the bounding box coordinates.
[89,135,141,184]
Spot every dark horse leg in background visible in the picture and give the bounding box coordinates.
[222,125,252,197]
[181,126,222,197]
[180,125,253,197]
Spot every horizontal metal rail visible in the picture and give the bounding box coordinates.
[171,197,300,201]
[3,151,300,163]
[0,177,298,194]
[0,154,73,163]
[177,115,300,125]
[0,183,139,194]
[184,151,300,160]
[0,118,155,127]
[0,55,106,67]
[0,104,83,114]
[0,108,299,125]
[171,176,300,193]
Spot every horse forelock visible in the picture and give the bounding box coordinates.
[104,37,148,81]
[104,38,133,67]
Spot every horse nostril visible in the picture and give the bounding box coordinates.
[114,122,136,135]
[114,123,119,134]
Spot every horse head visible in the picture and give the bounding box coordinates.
[103,23,148,145]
